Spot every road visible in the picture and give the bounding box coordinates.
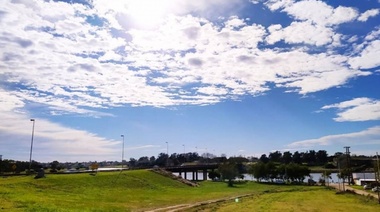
[145,193,255,212]
[149,184,379,211]
[329,183,379,199]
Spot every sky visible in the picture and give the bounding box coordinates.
[0,0,379,163]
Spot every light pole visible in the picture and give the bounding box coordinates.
[121,135,125,169]
[29,119,35,173]
[183,144,185,154]
[376,152,380,204]
[166,142,169,167]
[0,154,2,174]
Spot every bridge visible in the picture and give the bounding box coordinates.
[165,163,219,181]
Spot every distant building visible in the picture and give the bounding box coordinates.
[352,173,376,185]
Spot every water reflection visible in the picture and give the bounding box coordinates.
[174,172,340,182]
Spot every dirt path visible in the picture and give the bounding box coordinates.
[148,185,379,212]
[145,193,255,212]
[329,183,379,199]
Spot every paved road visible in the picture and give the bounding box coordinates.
[329,183,379,199]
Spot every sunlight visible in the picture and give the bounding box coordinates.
[125,0,171,29]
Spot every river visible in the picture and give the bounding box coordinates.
[174,172,340,183]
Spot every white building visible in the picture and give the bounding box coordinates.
[352,173,376,185]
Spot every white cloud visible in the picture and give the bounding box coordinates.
[365,27,380,41]
[358,9,380,22]
[266,21,335,46]
[287,126,380,148]
[0,0,375,113]
[92,0,246,30]
[264,0,295,11]
[0,111,120,162]
[197,86,229,96]
[0,89,25,112]
[322,98,380,122]
[281,0,358,26]
[348,40,380,69]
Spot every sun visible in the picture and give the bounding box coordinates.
[125,0,171,29]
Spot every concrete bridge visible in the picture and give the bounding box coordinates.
[165,163,219,181]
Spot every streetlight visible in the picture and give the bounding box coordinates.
[121,135,125,169]
[183,144,185,154]
[0,154,2,174]
[166,142,169,167]
[376,152,380,204]
[29,119,35,173]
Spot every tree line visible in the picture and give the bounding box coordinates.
[0,149,376,175]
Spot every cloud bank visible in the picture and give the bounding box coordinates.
[1,0,379,161]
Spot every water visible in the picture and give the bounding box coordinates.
[242,173,340,183]
[174,172,209,180]
[174,172,340,182]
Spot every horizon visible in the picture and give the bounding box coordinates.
[1,0,379,163]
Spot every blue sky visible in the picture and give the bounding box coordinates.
[0,0,379,162]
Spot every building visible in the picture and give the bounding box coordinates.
[352,173,376,185]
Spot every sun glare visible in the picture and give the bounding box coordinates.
[125,0,171,29]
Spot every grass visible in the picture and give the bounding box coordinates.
[0,170,285,211]
[189,187,380,212]
[1,170,379,211]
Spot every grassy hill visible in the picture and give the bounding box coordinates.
[1,170,379,211]
[0,170,269,211]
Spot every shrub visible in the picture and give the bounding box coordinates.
[324,163,336,169]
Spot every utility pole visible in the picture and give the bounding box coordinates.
[338,160,342,191]
[29,119,35,173]
[344,146,351,185]
[376,152,380,204]
[166,142,169,167]
[121,135,125,169]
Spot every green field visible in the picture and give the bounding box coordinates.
[0,170,379,211]
[189,187,380,212]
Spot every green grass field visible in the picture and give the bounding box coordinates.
[189,187,380,212]
[1,170,379,211]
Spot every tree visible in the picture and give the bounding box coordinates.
[218,162,239,187]
[316,150,328,165]
[302,150,317,165]
[170,153,180,166]
[269,151,282,163]
[137,156,150,168]
[208,170,221,181]
[284,163,310,183]
[282,151,292,164]
[155,153,168,167]
[266,162,278,182]
[50,160,59,170]
[149,156,156,165]
[248,162,267,182]
[259,154,269,163]
[129,158,137,167]
[292,151,302,164]
[321,171,332,186]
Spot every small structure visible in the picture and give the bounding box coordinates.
[352,173,376,185]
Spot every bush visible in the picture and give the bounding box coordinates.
[324,163,336,169]
[319,178,326,186]
[208,170,221,181]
